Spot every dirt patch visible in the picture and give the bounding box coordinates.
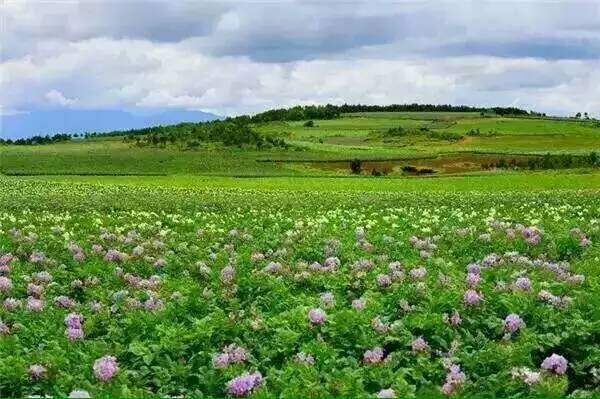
[277,154,534,175]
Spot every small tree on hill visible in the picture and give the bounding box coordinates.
[350,159,362,174]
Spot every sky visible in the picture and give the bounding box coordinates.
[1,0,600,131]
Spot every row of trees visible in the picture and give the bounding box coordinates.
[123,119,288,149]
[0,134,72,145]
[250,103,532,122]
[483,152,599,171]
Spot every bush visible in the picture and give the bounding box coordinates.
[303,120,315,127]
[350,159,362,174]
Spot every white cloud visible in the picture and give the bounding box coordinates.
[1,2,599,117]
[2,37,598,116]
[45,90,76,106]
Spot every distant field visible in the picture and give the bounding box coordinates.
[1,112,599,176]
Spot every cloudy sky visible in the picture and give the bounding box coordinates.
[1,0,600,122]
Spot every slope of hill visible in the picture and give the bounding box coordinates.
[0,107,598,177]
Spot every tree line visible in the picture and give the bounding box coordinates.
[0,103,553,146]
[249,103,532,122]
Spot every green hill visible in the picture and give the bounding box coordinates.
[1,107,599,177]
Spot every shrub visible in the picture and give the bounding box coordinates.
[350,159,362,174]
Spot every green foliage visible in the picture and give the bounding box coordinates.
[0,178,598,397]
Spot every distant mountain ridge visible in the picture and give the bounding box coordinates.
[0,109,219,139]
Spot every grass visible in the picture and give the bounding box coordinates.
[16,170,600,192]
[1,112,599,177]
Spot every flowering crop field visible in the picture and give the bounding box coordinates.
[0,178,599,398]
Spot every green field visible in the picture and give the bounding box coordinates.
[1,112,599,177]
[1,110,600,397]
[0,174,599,397]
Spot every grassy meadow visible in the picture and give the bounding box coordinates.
[1,112,599,177]
[1,110,599,398]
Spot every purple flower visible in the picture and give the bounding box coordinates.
[65,313,84,329]
[93,355,119,381]
[411,336,429,352]
[467,263,481,274]
[352,297,366,311]
[371,316,391,334]
[0,253,15,265]
[376,274,392,288]
[65,327,84,341]
[441,363,466,395]
[322,256,340,271]
[463,289,483,306]
[143,297,164,311]
[320,292,335,307]
[514,277,532,291]
[55,295,76,309]
[213,344,249,368]
[0,276,12,292]
[541,353,568,375]
[521,226,543,245]
[308,308,327,326]
[363,347,385,364]
[3,297,21,310]
[104,249,126,263]
[220,265,236,285]
[410,267,427,280]
[27,283,44,297]
[26,297,45,312]
[263,261,282,274]
[90,301,103,313]
[0,320,10,335]
[504,313,524,334]
[226,371,263,397]
[29,251,46,264]
[444,311,462,326]
[465,272,480,288]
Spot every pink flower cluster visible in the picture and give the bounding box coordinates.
[93,355,119,381]
[226,371,263,397]
[441,363,466,395]
[464,289,483,306]
[411,336,429,353]
[0,276,12,293]
[541,353,568,375]
[213,344,249,368]
[520,226,543,245]
[308,308,327,326]
[64,313,84,342]
[570,228,591,247]
[363,347,385,364]
[504,313,524,334]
